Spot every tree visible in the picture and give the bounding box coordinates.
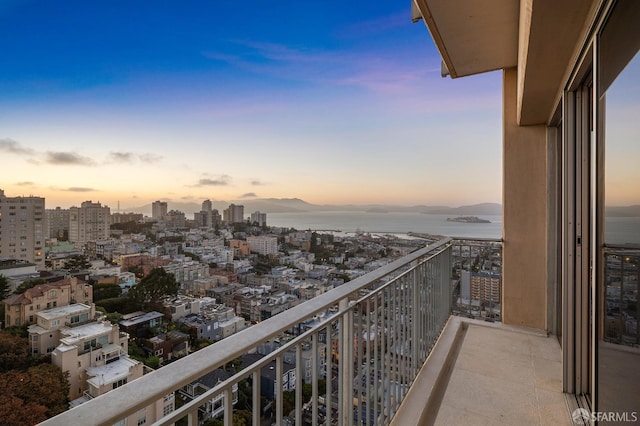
[93,283,122,301]
[127,268,179,311]
[0,275,11,322]
[145,355,160,369]
[0,363,69,424]
[64,254,92,270]
[0,332,30,371]
[0,275,11,299]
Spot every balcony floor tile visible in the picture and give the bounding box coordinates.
[434,322,570,426]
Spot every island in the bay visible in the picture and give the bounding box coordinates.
[446,216,491,223]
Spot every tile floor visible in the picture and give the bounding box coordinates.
[434,322,571,425]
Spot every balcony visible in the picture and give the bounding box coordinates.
[41,237,571,426]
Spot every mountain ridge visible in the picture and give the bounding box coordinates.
[121,199,503,216]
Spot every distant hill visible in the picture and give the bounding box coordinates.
[123,199,503,217]
[426,203,502,215]
[605,205,640,217]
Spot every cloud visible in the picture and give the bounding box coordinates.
[240,192,257,198]
[193,175,231,187]
[251,180,264,186]
[45,151,96,166]
[15,181,35,186]
[0,138,34,155]
[108,151,163,164]
[138,153,163,163]
[65,187,95,192]
[109,151,135,162]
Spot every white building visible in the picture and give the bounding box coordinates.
[250,211,267,227]
[246,235,278,256]
[69,201,110,246]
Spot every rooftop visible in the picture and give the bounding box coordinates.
[37,303,91,320]
[86,357,139,387]
[59,322,113,345]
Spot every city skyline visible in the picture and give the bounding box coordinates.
[0,1,507,209]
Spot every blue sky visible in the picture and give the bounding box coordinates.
[0,0,503,209]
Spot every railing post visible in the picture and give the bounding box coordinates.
[339,297,353,426]
[252,371,260,426]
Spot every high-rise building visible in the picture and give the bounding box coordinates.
[0,189,45,269]
[45,207,70,240]
[223,204,244,224]
[250,211,267,227]
[152,201,168,220]
[69,201,110,246]
[470,272,501,304]
[194,200,221,228]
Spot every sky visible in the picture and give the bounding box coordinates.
[0,0,505,210]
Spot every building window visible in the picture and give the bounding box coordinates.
[137,417,146,426]
[112,378,128,389]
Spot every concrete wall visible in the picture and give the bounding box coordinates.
[502,68,549,330]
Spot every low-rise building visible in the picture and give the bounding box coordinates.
[163,295,200,321]
[119,311,164,339]
[3,276,93,327]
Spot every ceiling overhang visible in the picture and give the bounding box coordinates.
[414,0,598,125]
[413,0,519,78]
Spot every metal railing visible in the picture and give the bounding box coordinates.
[41,238,453,426]
[451,238,503,321]
[603,244,640,347]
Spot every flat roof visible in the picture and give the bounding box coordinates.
[86,357,139,386]
[60,322,113,345]
[119,311,164,327]
[38,303,91,320]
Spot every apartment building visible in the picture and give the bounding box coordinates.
[110,212,143,224]
[246,235,278,256]
[44,311,174,424]
[250,211,267,227]
[151,201,168,221]
[0,189,45,269]
[470,271,501,304]
[45,207,70,240]
[222,203,244,224]
[28,303,95,355]
[163,295,200,321]
[3,276,93,327]
[229,239,250,257]
[69,201,110,246]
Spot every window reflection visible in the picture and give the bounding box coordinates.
[599,0,640,418]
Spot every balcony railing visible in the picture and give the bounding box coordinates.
[41,238,453,426]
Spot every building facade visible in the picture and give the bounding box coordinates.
[0,189,45,269]
[250,211,267,227]
[69,201,110,246]
[223,204,244,224]
[3,276,93,327]
[246,235,278,256]
[45,207,70,240]
[151,201,168,221]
